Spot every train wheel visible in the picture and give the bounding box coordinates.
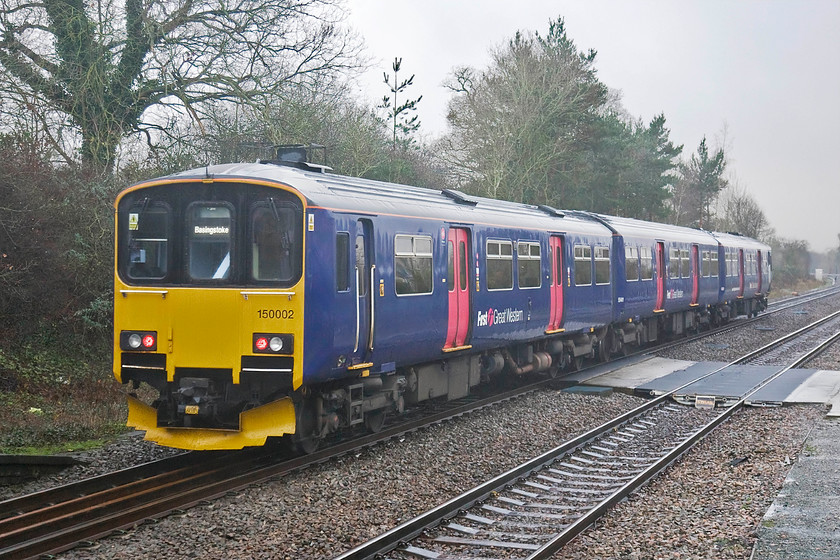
[597,340,609,362]
[292,399,321,454]
[364,410,387,433]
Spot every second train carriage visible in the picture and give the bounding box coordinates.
[114,156,771,451]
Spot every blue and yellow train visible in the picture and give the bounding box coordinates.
[114,150,771,451]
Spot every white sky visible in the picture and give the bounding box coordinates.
[345,0,840,253]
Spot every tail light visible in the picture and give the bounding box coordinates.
[120,331,157,351]
[253,333,293,354]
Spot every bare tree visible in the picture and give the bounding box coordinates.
[718,182,774,240]
[0,0,362,171]
[442,17,607,204]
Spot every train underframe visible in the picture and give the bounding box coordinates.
[124,296,767,451]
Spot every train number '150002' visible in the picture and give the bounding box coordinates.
[257,309,295,320]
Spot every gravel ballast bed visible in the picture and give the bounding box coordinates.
[52,394,823,560]
[562,405,823,560]
[56,390,643,559]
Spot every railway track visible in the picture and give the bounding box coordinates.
[1,288,837,559]
[333,309,840,559]
[0,378,558,559]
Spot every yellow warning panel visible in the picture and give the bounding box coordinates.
[126,395,296,450]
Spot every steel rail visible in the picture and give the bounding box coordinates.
[0,377,554,560]
[3,289,835,559]
[333,309,840,560]
[526,307,840,559]
[0,452,201,521]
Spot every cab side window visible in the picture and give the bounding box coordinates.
[126,202,171,280]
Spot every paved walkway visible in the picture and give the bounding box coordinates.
[751,417,840,559]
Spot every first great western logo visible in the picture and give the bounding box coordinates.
[476,307,525,327]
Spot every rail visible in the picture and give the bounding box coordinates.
[333,309,840,559]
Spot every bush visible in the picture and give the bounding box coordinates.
[0,135,122,349]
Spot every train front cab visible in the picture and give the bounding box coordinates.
[114,177,306,450]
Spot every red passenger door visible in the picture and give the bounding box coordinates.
[691,245,700,305]
[757,250,763,294]
[655,242,665,312]
[444,228,471,350]
[548,235,565,332]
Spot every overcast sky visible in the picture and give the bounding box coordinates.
[345,0,840,253]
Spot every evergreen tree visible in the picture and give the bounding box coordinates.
[671,137,727,228]
[380,57,423,152]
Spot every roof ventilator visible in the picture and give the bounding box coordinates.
[259,144,332,173]
[538,204,565,218]
[441,189,479,206]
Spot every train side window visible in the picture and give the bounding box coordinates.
[669,248,680,279]
[680,249,690,278]
[336,233,350,292]
[640,246,653,281]
[518,241,541,288]
[487,240,513,290]
[710,250,719,277]
[459,240,468,291]
[447,240,455,292]
[574,245,592,286]
[625,246,639,282]
[126,201,171,280]
[594,246,610,285]
[251,203,296,282]
[395,234,433,295]
[187,203,233,280]
[701,250,711,277]
[356,234,367,296]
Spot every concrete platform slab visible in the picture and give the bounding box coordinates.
[785,369,840,405]
[635,361,729,396]
[573,356,695,392]
[747,367,820,405]
[561,354,652,385]
[562,385,614,396]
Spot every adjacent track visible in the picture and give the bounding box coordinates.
[334,309,840,559]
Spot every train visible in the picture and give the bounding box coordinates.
[113,147,771,451]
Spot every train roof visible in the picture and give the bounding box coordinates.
[149,162,769,251]
[161,162,613,238]
[710,231,771,251]
[585,213,720,245]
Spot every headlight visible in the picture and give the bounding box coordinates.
[120,331,157,351]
